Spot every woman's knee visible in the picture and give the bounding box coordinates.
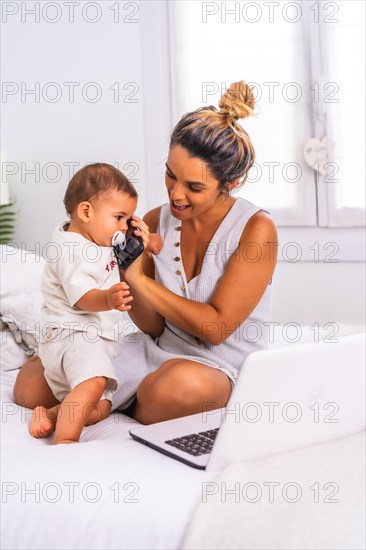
[13,364,32,406]
[138,360,231,410]
[13,356,58,409]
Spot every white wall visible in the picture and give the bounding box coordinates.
[2,1,153,248]
[1,0,364,325]
[271,226,365,324]
[272,262,365,325]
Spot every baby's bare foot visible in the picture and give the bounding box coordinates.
[29,406,56,438]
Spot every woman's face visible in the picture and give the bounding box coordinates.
[165,145,225,220]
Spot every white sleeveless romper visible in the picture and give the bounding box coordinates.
[111,198,272,411]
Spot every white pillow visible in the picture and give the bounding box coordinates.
[0,245,45,358]
[0,323,30,371]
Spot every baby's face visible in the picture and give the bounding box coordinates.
[86,190,137,247]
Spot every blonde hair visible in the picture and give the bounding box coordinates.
[170,81,256,191]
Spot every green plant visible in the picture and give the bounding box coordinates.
[0,201,16,243]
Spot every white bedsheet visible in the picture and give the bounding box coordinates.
[2,323,365,549]
[1,369,217,550]
[182,431,366,550]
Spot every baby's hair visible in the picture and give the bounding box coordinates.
[170,81,256,191]
[63,163,138,217]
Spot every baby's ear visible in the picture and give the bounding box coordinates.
[77,201,92,223]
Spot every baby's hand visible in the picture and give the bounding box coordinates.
[106,281,133,311]
[145,233,164,258]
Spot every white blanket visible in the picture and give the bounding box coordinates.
[182,431,366,550]
[1,370,218,550]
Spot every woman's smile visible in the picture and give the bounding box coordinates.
[170,200,190,214]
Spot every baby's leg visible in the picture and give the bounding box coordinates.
[28,398,111,438]
[84,399,111,426]
[54,377,108,444]
[29,404,60,438]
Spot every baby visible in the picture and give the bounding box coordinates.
[30,163,161,444]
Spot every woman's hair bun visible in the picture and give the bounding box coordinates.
[218,80,255,123]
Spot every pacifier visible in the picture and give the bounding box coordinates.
[112,231,126,248]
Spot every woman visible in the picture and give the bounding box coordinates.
[14,80,277,426]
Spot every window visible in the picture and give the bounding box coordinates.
[320,0,365,226]
[168,0,365,228]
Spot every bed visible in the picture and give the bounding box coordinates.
[1,245,365,550]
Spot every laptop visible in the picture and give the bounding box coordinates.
[129,333,365,470]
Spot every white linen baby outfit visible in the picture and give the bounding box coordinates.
[38,223,120,402]
[111,198,272,411]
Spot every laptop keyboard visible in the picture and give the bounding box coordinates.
[165,428,219,456]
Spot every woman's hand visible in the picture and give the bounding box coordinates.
[122,215,150,284]
[129,215,150,248]
[145,233,164,258]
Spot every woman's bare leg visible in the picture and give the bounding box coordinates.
[134,359,232,425]
[13,355,59,409]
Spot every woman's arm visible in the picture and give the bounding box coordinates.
[124,211,278,345]
[121,207,166,337]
